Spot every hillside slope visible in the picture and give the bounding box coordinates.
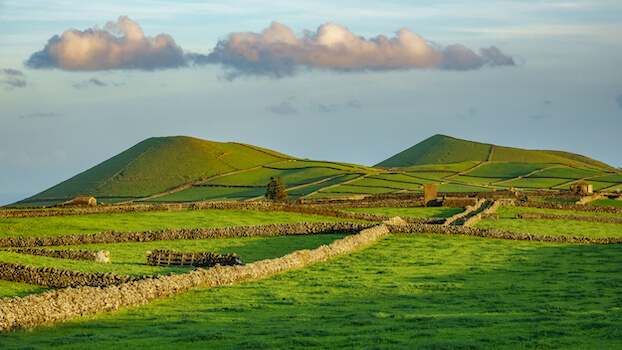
[20,136,292,203]
[376,134,614,171]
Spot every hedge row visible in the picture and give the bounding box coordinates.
[515,213,622,224]
[0,222,374,248]
[1,248,110,263]
[0,219,405,332]
[388,223,622,244]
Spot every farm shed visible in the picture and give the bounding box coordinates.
[570,182,593,194]
[72,196,97,206]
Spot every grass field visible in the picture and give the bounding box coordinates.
[2,233,620,349]
[343,207,463,218]
[0,233,348,281]
[0,210,353,238]
[474,206,622,238]
[466,162,556,178]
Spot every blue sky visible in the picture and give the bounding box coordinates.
[1,0,621,205]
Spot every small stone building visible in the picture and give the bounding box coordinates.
[72,196,97,206]
[570,182,593,194]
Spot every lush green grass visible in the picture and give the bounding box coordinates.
[402,161,481,173]
[475,206,622,238]
[321,184,396,195]
[0,210,353,239]
[468,162,557,178]
[377,134,492,167]
[140,186,266,202]
[590,199,622,208]
[21,137,288,203]
[495,177,569,189]
[366,173,429,184]
[0,280,51,299]
[451,175,509,184]
[287,174,363,197]
[491,146,588,166]
[2,234,620,349]
[203,166,346,187]
[529,166,607,179]
[343,207,463,218]
[0,234,348,278]
[436,183,495,192]
[346,177,418,189]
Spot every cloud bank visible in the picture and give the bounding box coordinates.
[25,16,186,71]
[1,68,28,89]
[197,22,516,79]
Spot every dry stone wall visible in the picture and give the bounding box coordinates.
[2,248,110,263]
[0,222,374,248]
[387,223,622,244]
[0,261,151,288]
[0,219,406,333]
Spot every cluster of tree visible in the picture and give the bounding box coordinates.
[265,177,287,201]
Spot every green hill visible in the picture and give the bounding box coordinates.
[376,134,614,171]
[13,134,621,206]
[19,136,292,204]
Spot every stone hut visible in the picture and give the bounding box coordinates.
[72,196,97,206]
[570,182,593,194]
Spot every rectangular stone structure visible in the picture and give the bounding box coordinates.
[424,184,437,207]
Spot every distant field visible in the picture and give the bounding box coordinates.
[590,199,622,208]
[467,162,556,177]
[495,177,569,189]
[343,207,463,218]
[474,206,622,238]
[436,183,494,192]
[0,210,353,239]
[3,234,620,349]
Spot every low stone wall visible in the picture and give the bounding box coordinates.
[0,261,151,288]
[462,200,512,227]
[0,204,171,219]
[442,198,478,208]
[387,223,622,244]
[516,213,622,224]
[2,248,110,263]
[0,222,374,248]
[443,199,486,226]
[0,219,405,332]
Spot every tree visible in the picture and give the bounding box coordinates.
[266,176,287,201]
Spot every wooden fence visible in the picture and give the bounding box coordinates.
[145,249,243,268]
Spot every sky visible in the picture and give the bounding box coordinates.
[1,0,621,205]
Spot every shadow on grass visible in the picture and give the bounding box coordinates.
[1,234,621,349]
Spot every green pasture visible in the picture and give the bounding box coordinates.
[346,177,418,189]
[491,146,584,165]
[0,234,348,280]
[140,186,266,202]
[2,234,620,349]
[556,180,619,191]
[590,174,622,183]
[0,210,352,239]
[402,160,481,173]
[451,175,509,185]
[342,207,463,218]
[495,177,569,189]
[366,173,429,184]
[590,199,622,208]
[474,206,622,238]
[528,166,607,179]
[286,174,363,197]
[265,160,360,172]
[320,184,396,195]
[202,166,346,187]
[467,162,556,178]
[436,183,494,192]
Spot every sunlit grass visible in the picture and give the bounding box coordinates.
[2,234,620,349]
